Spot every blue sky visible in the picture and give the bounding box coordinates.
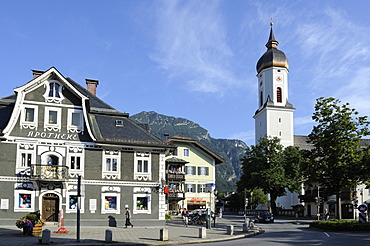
[1,0,370,145]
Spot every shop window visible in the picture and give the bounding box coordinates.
[14,190,34,212]
[101,193,120,214]
[133,194,151,214]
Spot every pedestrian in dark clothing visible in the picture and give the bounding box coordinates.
[125,207,133,228]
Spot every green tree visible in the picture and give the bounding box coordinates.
[307,97,370,219]
[237,137,303,215]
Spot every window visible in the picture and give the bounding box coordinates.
[20,106,38,129]
[279,118,282,123]
[185,184,195,193]
[44,107,61,131]
[198,166,209,176]
[172,148,178,156]
[101,193,120,214]
[49,82,60,98]
[134,152,151,181]
[69,195,78,209]
[115,120,124,127]
[49,110,58,124]
[277,87,282,103]
[183,148,190,157]
[137,160,148,173]
[21,153,32,168]
[25,108,35,122]
[14,190,34,212]
[133,194,151,214]
[185,166,196,175]
[67,109,83,133]
[102,150,120,179]
[197,184,207,193]
[106,158,118,172]
[260,91,263,106]
[47,155,59,165]
[70,156,81,170]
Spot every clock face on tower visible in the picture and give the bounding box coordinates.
[276,76,282,82]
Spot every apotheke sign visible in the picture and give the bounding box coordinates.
[27,131,78,140]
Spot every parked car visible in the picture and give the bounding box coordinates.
[255,211,274,223]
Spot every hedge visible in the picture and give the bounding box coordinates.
[310,220,370,231]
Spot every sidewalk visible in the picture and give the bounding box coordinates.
[0,215,263,246]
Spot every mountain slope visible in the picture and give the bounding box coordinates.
[130,111,247,193]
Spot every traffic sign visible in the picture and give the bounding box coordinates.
[358,204,368,213]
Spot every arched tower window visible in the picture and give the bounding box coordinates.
[49,82,60,98]
[260,91,263,107]
[276,87,282,103]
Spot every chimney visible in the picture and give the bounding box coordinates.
[32,70,44,79]
[85,79,99,96]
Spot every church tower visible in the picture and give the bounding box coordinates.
[253,23,295,147]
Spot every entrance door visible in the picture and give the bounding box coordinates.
[42,193,59,222]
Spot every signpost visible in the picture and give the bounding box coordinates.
[358,204,367,223]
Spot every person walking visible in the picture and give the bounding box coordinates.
[125,206,133,228]
[181,208,189,226]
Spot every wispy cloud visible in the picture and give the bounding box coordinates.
[229,130,255,145]
[150,0,242,95]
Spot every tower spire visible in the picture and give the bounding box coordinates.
[266,20,278,48]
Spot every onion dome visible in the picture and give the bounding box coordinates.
[256,23,289,73]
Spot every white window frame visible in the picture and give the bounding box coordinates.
[66,192,84,213]
[102,150,121,179]
[67,152,84,177]
[16,149,35,172]
[183,148,190,157]
[101,193,120,214]
[44,107,62,131]
[43,80,64,103]
[133,194,151,214]
[14,190,35,212]
[134,152,151,181]
[20,105,38,130]
[198,184,207,193]
[67,109,84,133]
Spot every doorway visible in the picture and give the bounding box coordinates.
[42,193,59,222]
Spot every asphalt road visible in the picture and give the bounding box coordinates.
[187,219,370,246]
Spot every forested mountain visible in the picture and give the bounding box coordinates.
[130,111,247,193]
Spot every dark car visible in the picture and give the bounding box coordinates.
[255,211,274,223]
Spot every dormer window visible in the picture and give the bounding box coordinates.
[43,80,64,103]
[115,120,124,127]
[49,82,60,98]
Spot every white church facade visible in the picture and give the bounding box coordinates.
[253,24,301,210]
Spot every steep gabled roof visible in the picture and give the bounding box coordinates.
[164,135,225,164]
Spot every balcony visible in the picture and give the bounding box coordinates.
[166,170,185,181]
[30,164,69,180]
[167,190,185,201]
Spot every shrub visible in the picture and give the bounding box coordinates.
[165,213,172,221]
[310,219,370,231]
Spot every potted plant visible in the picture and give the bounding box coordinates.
[15,213,43,236]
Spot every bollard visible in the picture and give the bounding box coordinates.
[243,223,248,232]
[41,229,51,245]
[199,227,206,238]
[160,228,168,241]
[226,225,234,235]
[105,229,112,243]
